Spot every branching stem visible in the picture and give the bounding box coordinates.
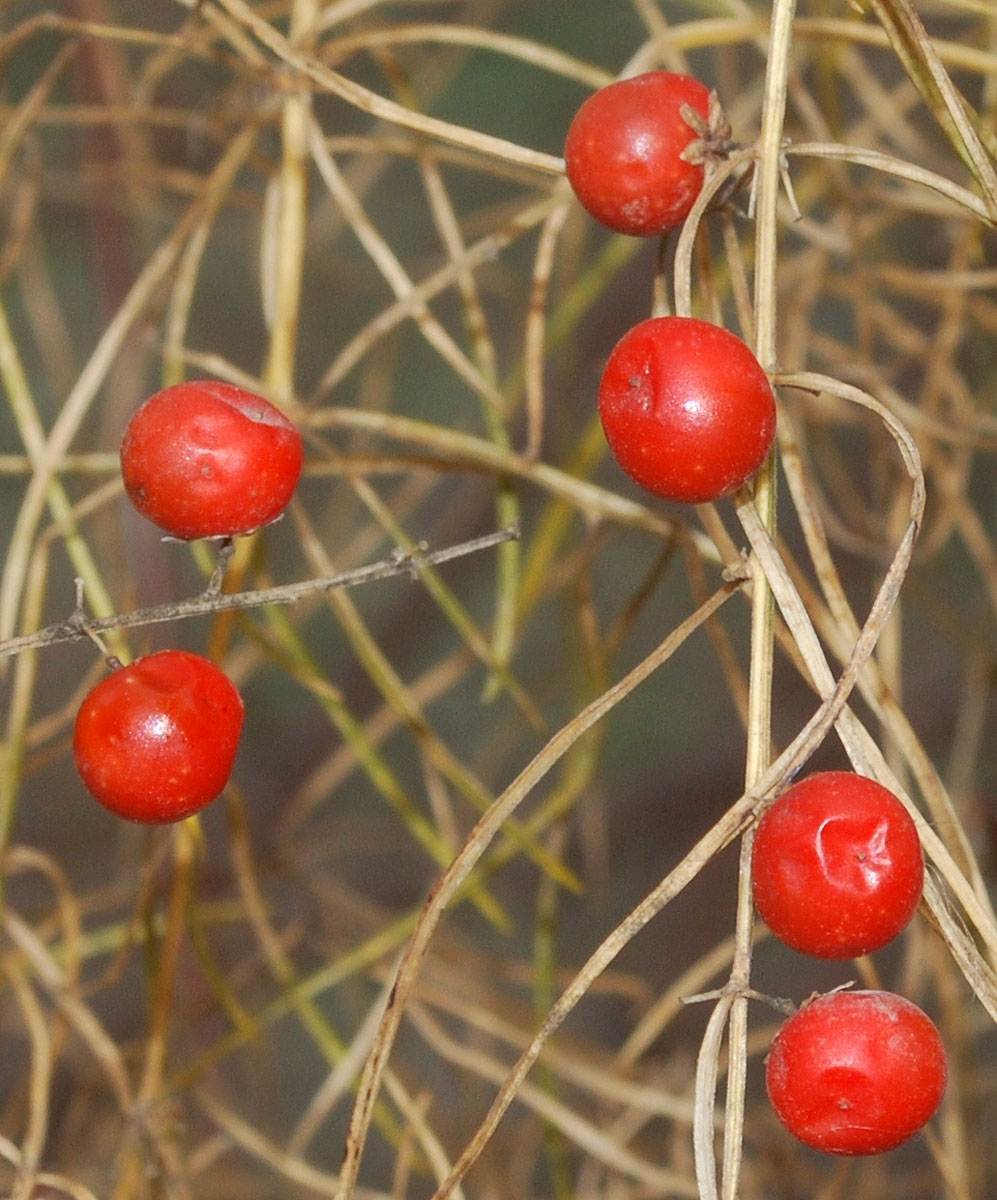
[0,527,518,663]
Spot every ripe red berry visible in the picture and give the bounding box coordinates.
[752,771,924,958]
[597,316,776,503]
[765,990,947,1155]
[564,71,712,236]
[120,380,304,540]
[73,650,244,823]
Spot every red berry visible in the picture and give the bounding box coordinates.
[765,990,947,1155]
[752,771,923,958]
[597,316,776,503]
[564,71,712,236]
[73,650,244,823]
[120,380,304,540]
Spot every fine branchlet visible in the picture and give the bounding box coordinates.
[0,526,519,662]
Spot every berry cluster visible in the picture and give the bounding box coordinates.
[73,381,304,824]
[565,76,945,1158]
[752,771,944,1154]
[565,71,775,505]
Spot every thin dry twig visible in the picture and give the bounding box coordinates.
[0,526,518,661]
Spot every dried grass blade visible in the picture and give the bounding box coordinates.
[865,0,997,221]
[333,580,742,1199]
[212,0,564,175]
[3,912,133,1115]
[693,994,732,1200]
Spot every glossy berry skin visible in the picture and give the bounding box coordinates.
[752,771,923,958]
[73,650,244,823]
[766,990,947,1155]
[121,380,304,539]
[597,317,776,503]
[564,71,712,236]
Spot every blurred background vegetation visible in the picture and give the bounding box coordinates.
[1,1,996,1197]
